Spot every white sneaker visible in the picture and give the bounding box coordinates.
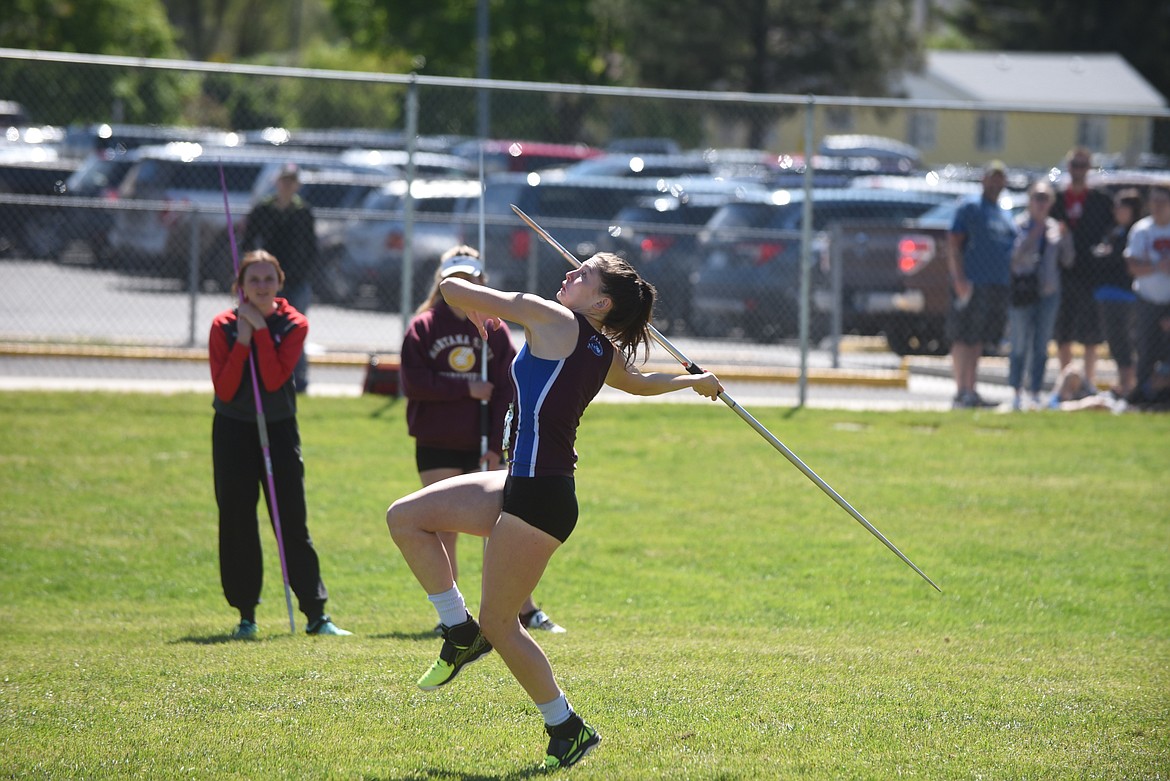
[522,609,567,634]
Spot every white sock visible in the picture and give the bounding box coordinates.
[427,585,468,628]
[537,692,572,727]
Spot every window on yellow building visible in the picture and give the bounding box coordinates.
[976,113,1004,152]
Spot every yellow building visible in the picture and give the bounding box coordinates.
[772,51,1166,170]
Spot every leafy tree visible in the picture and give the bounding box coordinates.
[161,0,341,62]
[328,0,614,83]
[0,0,188,124]
[619,0,924,147]
[326,0,621,140]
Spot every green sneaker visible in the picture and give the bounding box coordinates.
[544,713,600,770]
[306,615,352,636]
[230,619,258,640]
[417,615,492,691]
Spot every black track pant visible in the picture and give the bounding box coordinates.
[212,413,328,620]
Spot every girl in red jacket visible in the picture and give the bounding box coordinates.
[209,250,349,639]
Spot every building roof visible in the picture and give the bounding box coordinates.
[900,51,1166,111]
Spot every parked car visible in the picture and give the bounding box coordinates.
[459,173,754,297]
[335,178,482,308]
[558,152,714,180]
[832,191,1028,356]
[53,148,141,265]
[690,188,953,341]
[0,152,81,260]
[241,127,464,154]
[818,134,923,175]
[337,148,476,179]
[450,139,604,174]
[597,185,765,333]
[60,123,243,160]
[244,168,393,303]
[105,143,382,287]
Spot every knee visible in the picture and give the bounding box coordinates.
[477,604,520,647]
[385,499,410,544]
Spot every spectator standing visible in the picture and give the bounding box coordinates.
[1007,180,1073,410]
[401,246,564,634]
[946,160,1017,408]
[1124,183,1170,396]
[242,163,318,393]
[1092,188,1144,397]
[209,250,350,639]
[1050,147,1114,390]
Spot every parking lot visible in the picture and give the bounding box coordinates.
[0,256,1028,411]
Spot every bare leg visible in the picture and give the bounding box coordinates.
[419,466,544,617]
[419,467,464,583]
[1083,343,1098,389]
[1057,341,1073,370]
[951,341,979,395]
[478,513,563,704]
[387,471,506,596]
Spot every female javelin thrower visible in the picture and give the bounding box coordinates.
[386,252,722,769]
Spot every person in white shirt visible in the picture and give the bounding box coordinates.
[1124,184,1170,393]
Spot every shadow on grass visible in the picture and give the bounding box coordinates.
[367,629,440,642]
[172,633,247,645]
[172,631,303,645]
[367,395,400,418]
[366,764,547,781]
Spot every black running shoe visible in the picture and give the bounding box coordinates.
[544,713,600,770]
[416,614,492,691]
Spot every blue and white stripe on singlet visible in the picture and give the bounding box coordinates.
[509,344,565,477]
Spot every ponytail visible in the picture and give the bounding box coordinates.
[592,253,655,366]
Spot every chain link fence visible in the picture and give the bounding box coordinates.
[2,49,1168,387]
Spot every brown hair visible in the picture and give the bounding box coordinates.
[1114,188,1144,227]
[232,250,284,296]
[592,252,655,366]
[416,244,481,314]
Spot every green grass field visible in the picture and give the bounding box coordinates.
[1,391,1167,779]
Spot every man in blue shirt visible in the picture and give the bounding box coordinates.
[946,160,1017,408]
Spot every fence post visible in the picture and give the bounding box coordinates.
[829,224,843,369]
[399,74,419,366]
[526,221,539,293]
[798,94,816,407]
[186,213,200,347]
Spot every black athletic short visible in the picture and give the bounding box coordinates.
[415,445,481,474]
[501,474,578,543]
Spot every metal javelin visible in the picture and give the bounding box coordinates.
[509,203,941,592]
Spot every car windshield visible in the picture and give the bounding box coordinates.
[298,183,371,209]
[66,158,132,195]
[132,159,262,192]
[706,202,791,230]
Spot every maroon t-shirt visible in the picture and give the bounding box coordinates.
[400,300,517,453]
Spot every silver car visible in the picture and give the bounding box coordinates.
[336,179,482,308]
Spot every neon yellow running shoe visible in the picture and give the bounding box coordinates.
[417,615,492,691]
[544,713,600,770]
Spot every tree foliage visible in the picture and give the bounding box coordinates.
[0,0,188,124]
[622,0,922,95]
[619,0,923,146]
[327,0,616,84]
